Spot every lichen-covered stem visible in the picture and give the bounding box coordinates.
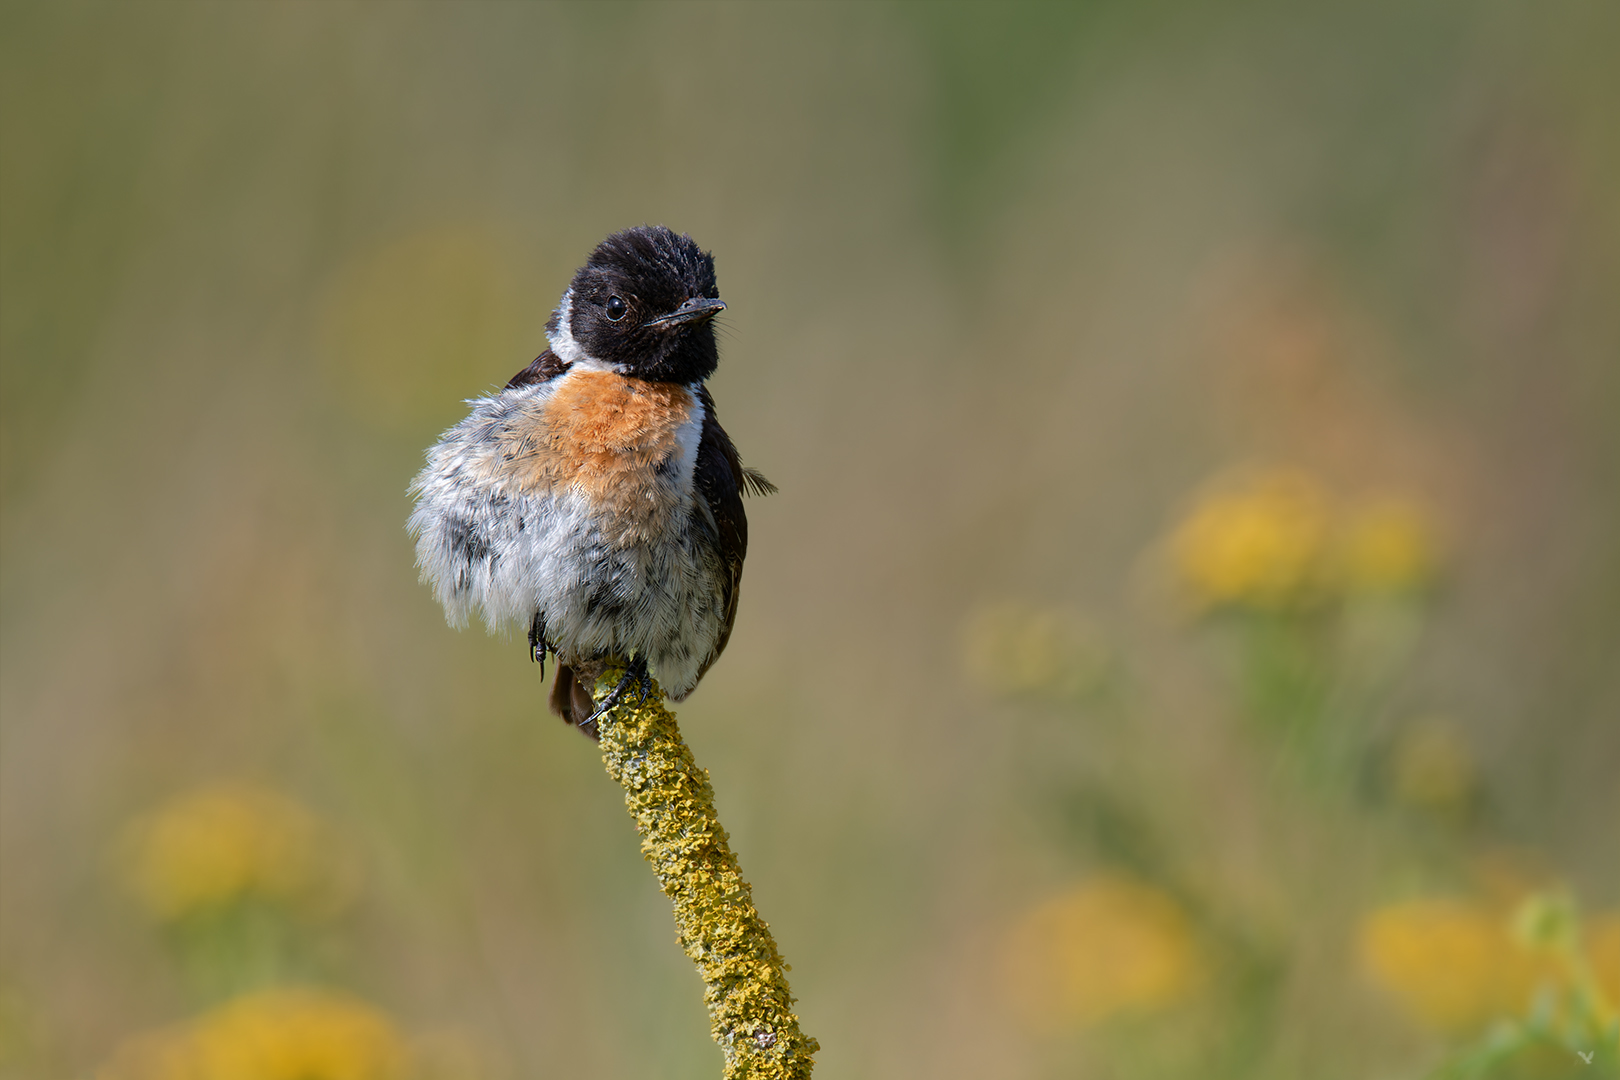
[593,668,818,1079]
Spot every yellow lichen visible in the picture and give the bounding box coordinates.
[593,668,818,1079]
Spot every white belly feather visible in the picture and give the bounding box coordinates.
[407,374,725,697]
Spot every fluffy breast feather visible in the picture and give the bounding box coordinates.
[499,371,697,542]
[407,369,707,633]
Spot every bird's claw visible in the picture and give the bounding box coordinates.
[528,612,550,677]
[586,656,651,726]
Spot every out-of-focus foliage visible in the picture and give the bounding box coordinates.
[972,456,1616,1077]
[960,602,1112,702]
[4,2,1617,1079]
[101,788,493,1080]
[1388,721,1478,820]
[1360,893,1620,1077]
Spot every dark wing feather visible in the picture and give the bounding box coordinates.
[505,348,570,390]
[740,467,778,497]
[690,386,773,686]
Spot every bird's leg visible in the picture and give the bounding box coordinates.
[587,655,650,725]
[528,612,549,678]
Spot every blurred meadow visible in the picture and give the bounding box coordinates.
[3,2,1619,1078]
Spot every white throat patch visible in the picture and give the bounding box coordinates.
[547,288,621,373]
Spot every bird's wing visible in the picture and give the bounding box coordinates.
[504,347,570,389]
[690,386,774,685]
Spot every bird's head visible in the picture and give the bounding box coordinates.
[547,226,724,384]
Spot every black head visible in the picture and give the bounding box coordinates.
[547,226,724,384]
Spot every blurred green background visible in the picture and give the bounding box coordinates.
[3,2,1618,1078]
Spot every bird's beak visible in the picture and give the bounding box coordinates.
[646,296,726,329]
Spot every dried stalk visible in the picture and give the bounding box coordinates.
[592,667,818,1079]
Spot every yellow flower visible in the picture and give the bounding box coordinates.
[1002,877,1201,1030]
[1338,497,1438,594]
[1590,915,1620,1018]
[1390,722,1475,816]
[1169,468,1331,611]
[100,988,409,1080]
[1359,898,1559,1033]
[1165,469,1443,612]
[960,602,1109,699]
[121,784,347,922]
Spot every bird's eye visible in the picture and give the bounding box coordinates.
[605,296,628,322]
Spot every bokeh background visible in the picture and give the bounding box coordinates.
[3,3,1618,1078]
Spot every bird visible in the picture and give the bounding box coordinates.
[408,225,774,739]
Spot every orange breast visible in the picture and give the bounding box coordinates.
[499,371,695,539]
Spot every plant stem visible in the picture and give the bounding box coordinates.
[593,668,818,1079]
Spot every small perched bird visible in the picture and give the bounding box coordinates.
[409,226,773,738]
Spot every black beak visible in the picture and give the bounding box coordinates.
[646,296,726,329]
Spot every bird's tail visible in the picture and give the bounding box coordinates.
[549,663,602,741]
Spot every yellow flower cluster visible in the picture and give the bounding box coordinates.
[1359,895,1620,1034]
[1339,498,1437,596]
[1001,877,1201,1030]
[1168,467,1438,611]
[1389,722,1476,816]
[99,988,409,1080]
[960,602,1110,700]
[121,784,348,922]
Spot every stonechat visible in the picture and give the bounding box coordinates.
[409,226,773,738]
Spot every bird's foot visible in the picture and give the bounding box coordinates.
[586,655,652,727]
[528,612,550,676]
